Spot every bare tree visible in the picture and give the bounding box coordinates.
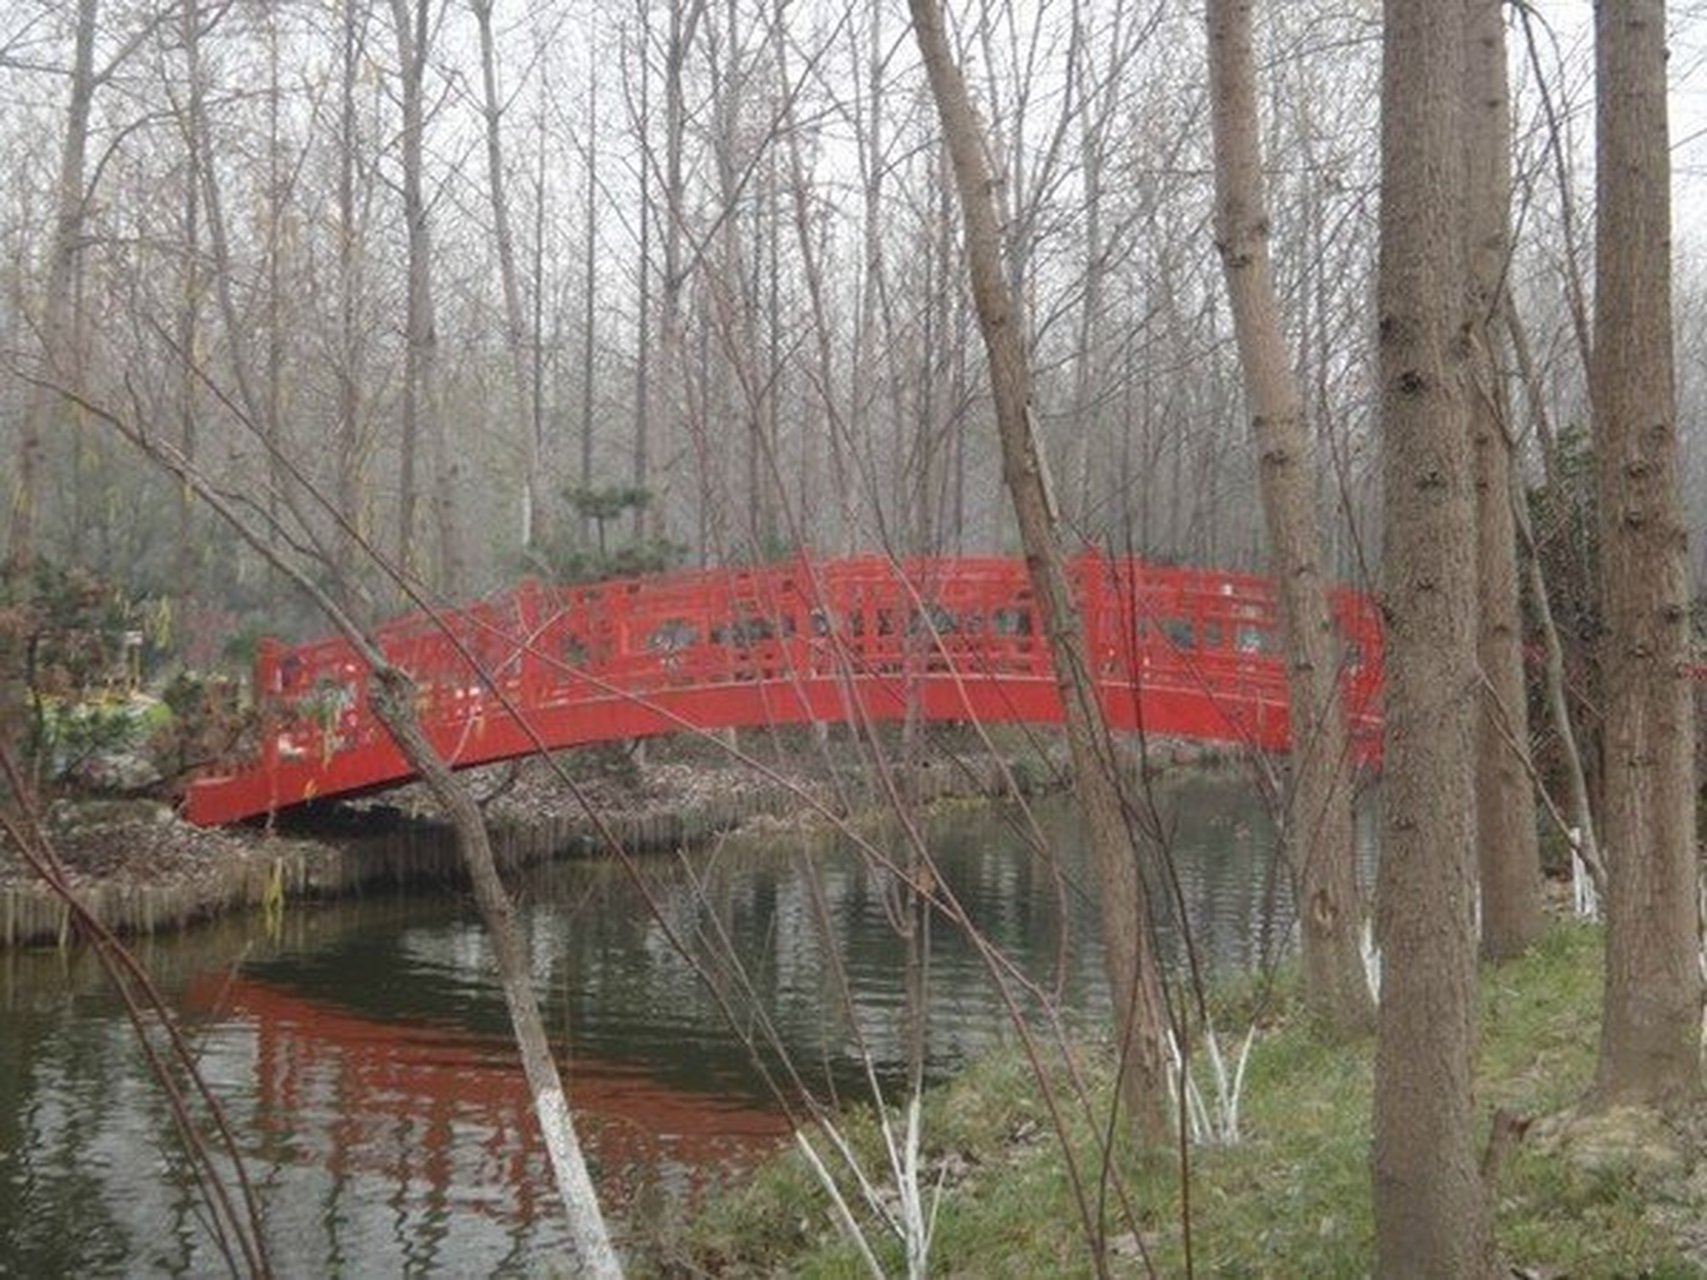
[908,0,1170,1145]
[1208,0,1372,1036]
[1591,0,1702,1107]
[1506,295,1604,887]
[333,0,376,608]
[647,0,705,545]
[775,2,853,555]
[627,5,653,548]
[389,0,463,593]
[8,0,99,573]
[173,0,204,599]
[579,65,597,544]
[850,0,895,552]
[472,0,537,552]
[1371,0,1494,1270]
[1466,0,1543,959]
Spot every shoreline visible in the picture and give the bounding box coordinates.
[0,733,1107,950]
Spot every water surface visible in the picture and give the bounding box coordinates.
[0,775,1329,1274]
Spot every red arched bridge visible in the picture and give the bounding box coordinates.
[183,555,1384,826]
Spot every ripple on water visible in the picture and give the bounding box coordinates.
[0,781,1344,1271]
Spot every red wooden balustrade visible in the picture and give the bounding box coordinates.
[183,553,1383,826]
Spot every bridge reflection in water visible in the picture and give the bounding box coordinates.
[186,554,1382,824]
[186,974,789,1221]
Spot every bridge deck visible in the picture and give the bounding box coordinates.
[183,554,1383,826]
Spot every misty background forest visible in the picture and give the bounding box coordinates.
[2,0,1702,640]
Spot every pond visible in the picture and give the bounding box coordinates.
[0,773,1361,1275]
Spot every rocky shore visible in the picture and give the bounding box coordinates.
[0,731,1073,949]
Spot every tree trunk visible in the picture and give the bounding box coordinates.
[1371,0,1495,1271]
[1466,0,1543,960]
[175,0,203,599]
[1207,0,1372,1037]
[334,0,370,611]
[908,0,1170,1146]
[580,73,597,545]
[472,0,537,555]
[631,16,651,552]
[9,0,98,573]
[264,8,287,560]
[391,0,461,594]
[776,10,849,554]
[851,0,885,552]
[1591,0,1702,1107]
[1506,300,1604,883]
[647,0,703,547]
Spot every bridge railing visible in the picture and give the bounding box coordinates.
[224,554,1384,796]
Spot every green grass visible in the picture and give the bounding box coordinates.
[647,924,1705,1277]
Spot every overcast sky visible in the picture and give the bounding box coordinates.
[1523,1,1707,248]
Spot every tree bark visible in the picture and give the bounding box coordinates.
[908,0,1170,1145]
[1591,0,1702,1107]
[1372,0,1495,1271]
[1207,0,1373,1037]
[1465,0,1544,960]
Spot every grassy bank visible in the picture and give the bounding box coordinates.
[654,924,1707,1276]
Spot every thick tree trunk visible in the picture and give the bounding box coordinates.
[908,0,1170,1145]
[1591,0,1702,1106]
[1466,0,1543,960]
[1207,0,1372,1037]
[1372,0,1495,1271]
